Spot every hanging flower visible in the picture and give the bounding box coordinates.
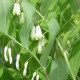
[8,48,12,64]
[4,46,8,62]
[36,74,39,80]
[13,2,17,15]
[35,25,42,40]
[31,26,36,40]
[23,61,28,77]
[16,54,20,70]
[38,35,45,53]
[20,12,24,24]
[13,2,21,16]
[38,44,42,54]
[31,71,37,80]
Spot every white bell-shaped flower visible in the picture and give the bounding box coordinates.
[38,44,42,54]
[13,3,17,15]
[31,71,37,80]
[23,61,28,77]
[20,12,24,24]
[38,35,45,53]
[13,2,21,16]
[16,3,20,16]
[36,74,39,80]
[16,54,20,70]
[8,48,12,64]
[35,25,42,40]
[4,46,8,62]
[31,26,36,40]
[39,35,45,47]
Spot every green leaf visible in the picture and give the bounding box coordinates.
[0,68,14,80]
[28,0,39,5]
[69,40,80,77]
[0,65,3,78]
[69,0,80,14]
[20,0,35,48]
[62,24,80,48]
[49,57,69,80]
[8,68,21,80]
[40,18,60,67]
[7,19,16,39]
[0,0,13,33]
[41,0,58,15]
[63,7,72,21]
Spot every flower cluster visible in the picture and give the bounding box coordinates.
[4,49,40,79]
[4,46,12,64]
[31,25,45,53]
[31,25,42,40]
[11,1,44,79]
[31,71,39,80]
[12,1,46,54]
[15,54,28,77]
[15,54,40,79]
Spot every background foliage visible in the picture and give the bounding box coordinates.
[0,0,80,80]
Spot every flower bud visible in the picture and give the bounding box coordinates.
[31,26,36,40]
[36,74,39,80]
[16,54,20,70]
[38,35,45,53]
[20,12,24,24]
[8,48,12,64]
[23,61,28,77]
[13,2,21,16]
[4,46,8,62]
[35,25,42,40]
[31,71,37,80]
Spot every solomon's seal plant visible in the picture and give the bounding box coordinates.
[0,0,80,80]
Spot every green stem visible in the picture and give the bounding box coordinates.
[62,15,75,28]
[6,33,23,47]
[56,38,76,80]
[35,19,44,24]
[36,10,45,20]
[27,48,42,67]
[36,67,42,72]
